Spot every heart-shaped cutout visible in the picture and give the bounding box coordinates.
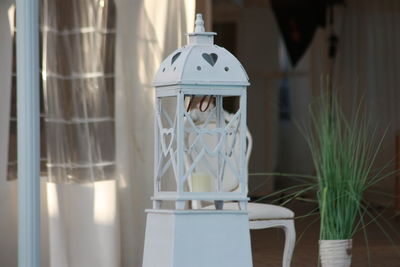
[160,128,174,156]
[202,53,218,66]
[171,52,181,65]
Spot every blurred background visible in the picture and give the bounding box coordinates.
[0,0,399,266]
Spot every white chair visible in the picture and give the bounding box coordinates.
[185,111,296,267]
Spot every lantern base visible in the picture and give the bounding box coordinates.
[142,209,253,267]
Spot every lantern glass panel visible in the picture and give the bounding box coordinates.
[183,95,243,194]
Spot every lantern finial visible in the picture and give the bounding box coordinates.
[194,13,205,33]
[188,14,216,45]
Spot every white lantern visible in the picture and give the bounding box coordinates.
[143,14,252,267]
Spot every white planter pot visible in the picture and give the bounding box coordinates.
[319,239,352,267]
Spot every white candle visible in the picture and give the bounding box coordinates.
[191,172,213,192]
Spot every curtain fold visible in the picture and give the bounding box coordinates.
[114,0,195,265]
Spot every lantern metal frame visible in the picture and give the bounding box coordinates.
[153,84,248,209]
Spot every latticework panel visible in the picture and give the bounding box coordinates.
[155,96,178,192]
[154,92,247,201]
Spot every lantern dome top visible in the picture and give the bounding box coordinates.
[154,14,249,87]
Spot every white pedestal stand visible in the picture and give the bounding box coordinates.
[143,210,253,267]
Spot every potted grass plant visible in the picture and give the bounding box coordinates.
[251,89,395,266]
[306,91,388,267]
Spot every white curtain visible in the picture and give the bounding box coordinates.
[0,0,195,266]
[114,0,195,265]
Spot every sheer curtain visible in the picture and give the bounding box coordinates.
[0,0,195,266]
[42,0,116,184]
[41,1,119,266]
[44,0,195,265]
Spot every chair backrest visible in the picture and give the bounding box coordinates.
[185,112,253,195]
